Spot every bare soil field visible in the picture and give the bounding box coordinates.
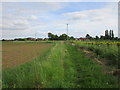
[2,42,52,69]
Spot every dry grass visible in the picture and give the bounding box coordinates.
[2,42,52,69]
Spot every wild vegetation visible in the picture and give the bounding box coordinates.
[2,41,119,88]
[74,40,120,68]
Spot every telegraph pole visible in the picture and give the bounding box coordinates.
[35,33,37,40]
[67,24,69,41]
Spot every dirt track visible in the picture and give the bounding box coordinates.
[2,42,52,69]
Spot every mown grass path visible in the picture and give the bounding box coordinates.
[3,42,119,88]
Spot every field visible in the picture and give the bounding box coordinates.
[2,41,120,88]
[2,42,52,69]
[74,40,119,68]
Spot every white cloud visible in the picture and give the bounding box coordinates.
[30,15,38,20]
[1,2,118,39]
[1,0,119,2]
[2,15,29,30]
[62,3,118,37]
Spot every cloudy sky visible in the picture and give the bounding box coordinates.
[1,2,118,39]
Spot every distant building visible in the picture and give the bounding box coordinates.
[36,38,43,41]
[78,37,89,41]
[14,38,26,41]
[26,38,36,41]
[44,38,49,41]
[75,38,79,40]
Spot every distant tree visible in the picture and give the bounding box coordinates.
[95,36,99,40]
[100,35,105,40]
[112,30,114,39]
[2,39,5,41]
[69,36,75,40]
[14,38,26,41]
[59,34,68,40]
[48,32,54,40]
[109,30,112,39]
[48,33,75,40]
[86,34,93,39]
[86,34,91,39]
[114,37,118,40]
[54,35,59,40]
[105,30,109,39]
[104,30,115,40]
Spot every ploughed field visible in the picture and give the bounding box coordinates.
[2,42,52,69]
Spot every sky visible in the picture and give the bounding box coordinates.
[1,2,118,39]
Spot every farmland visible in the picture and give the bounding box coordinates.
[2,41,120,88]
[2,42,52,69]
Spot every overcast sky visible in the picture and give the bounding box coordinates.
[1,2,118,39]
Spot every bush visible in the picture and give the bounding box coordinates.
[94,48,102,55]
[87,47,94,51]
[105,53,117,65]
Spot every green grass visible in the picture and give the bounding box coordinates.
[2,40,62,44]
[3,42,76,88]
[66,43,118,88]
[2,41,119,88]
[74,41,119,68]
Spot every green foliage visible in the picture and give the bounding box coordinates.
[86,34,91,39]
[48,32,75,40]
[59,34,68,40]
[75,41,119,67]
[104,30,114,40]
[3,42,76,88]
[66,43,118,88]
[48,32,59,40]
[95,36,99,40]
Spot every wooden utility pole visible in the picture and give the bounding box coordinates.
[35,33,37,40]
[67,24,69,41]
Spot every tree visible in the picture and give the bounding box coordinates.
[2,39,5,41]
[59,34,68,40]
[48,32,58,40]
[109,30,112,39]
[100,35,105,40]
[86,34,91,38]
[86,34,92,39]
[95,36,99,40]
[54,35,59,40]
[112,30,114,39]
[48,32,54,40]
[70,36,75,40]
[105,30,109,39]
[48,33,75,40]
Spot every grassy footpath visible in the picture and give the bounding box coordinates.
[3,42,118,88]
[3,42,76,88]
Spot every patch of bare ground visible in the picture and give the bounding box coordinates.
[78,47,120,79]
[2,42,52,69]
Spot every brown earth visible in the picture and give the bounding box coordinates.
[2,42,52,69]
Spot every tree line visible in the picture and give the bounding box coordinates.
[48,33,75,40]
[48,30,119,41]
[96,30,118,40]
